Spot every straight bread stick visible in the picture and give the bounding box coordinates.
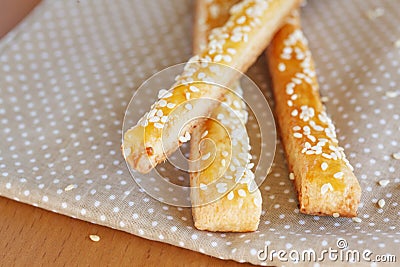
[122,0,301,174]
[190,0,262,232]
[267,11,361,217]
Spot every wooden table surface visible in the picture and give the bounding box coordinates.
[0,197,249,266]
[0,1,251,266]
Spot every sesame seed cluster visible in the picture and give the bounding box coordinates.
[277,17,355,196]
[124,0,271,162]
[194,81,260,207]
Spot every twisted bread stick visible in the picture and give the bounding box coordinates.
[267,11,361,217]
[190,0,262,232]
[123,0,301,174]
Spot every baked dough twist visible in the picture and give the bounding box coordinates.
[122,0,301,174]
[190,0,262,232]
[267,11,361,217]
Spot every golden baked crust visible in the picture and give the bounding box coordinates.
[193,0,241,55]
[190,0,262,232]
[267,11,361,217]
[189,90,263,232]
[122,0,301,174]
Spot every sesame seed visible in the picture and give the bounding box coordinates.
[213,54,222,62]
[307,135,316,143]
[227,48,236,54]
[378,179,390,187]
[148,109,157,118]
[189,85,200,92]
[286,87,294,95]
[154,123,164,129]
[322,153,332,159]
[321,183,333,195]
[386,91,398,98]
[293,133,302,138]
[321,96,329,102]
[161,116,168,123]
[199,183,207,191]
[221,159,226,166]
[185,103,193,110]
[201,130,208,138]
[289,172,295,180]
[224,55,232,62]
[158,99,167,107]
[321,162,328,171]
[149,116,160,123]
[216,183,227,193]
[392,152,400,160]
[230,34,242,42]
[197,72,206,79]
[89,234,101,242]
[64,184,77,191]
[291,94,298,100]
[185,92,191,100]
[378,199,386,208]
[293,126,301,131]
[233,100,241,109]
[201,152,211,160]
[254,197,262,207]
[157,89,169,98]
[238,189,247,197]
[366,7,384,20]
[313,125,324,132]
[287,100,293,106]
[334,172,344,179]
[227,191,234,200]
[395,39,400,48]
[178,136,187,143]
[222,151,229,157]
[140,118,148,127]
[184,131,191,140]
[352,217,362,223]
[278,63,286,72]
[283,47,293,54]
[166,103,176,109]
[291,109,298,117]
[292,78,302,85]
[236,15,246,24]
[333,213,340,218]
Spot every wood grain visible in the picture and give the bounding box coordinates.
[0,0,42,39]
[0,197,250,266]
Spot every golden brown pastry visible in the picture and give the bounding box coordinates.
[267,11,361,217]
[193,0,241,55]
[190,0,262,232]
[122,0,301,174]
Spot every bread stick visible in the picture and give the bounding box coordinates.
[122,0,301,174]
[267,11,361,217]
[190,0,262,232]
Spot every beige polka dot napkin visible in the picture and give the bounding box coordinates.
[0,0,399,265]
